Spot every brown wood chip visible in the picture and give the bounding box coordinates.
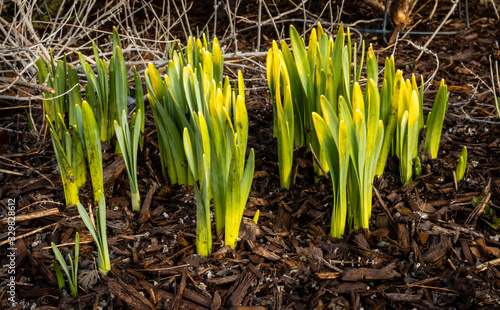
[183,288,212,308]
[103,158,126,190]
[423,236,452,263]
[211,291,222,310]
[172,271,187,310]
[342,268,401,281]
[335,282,368,294]
[397,223,411,251]
[139,183,159,224]
[206,274,240,285]
[140,280,206,309]
[316,272,341,279]
[251,246,281,261]
[386,293,422,302]
[105,277,155,310]
[225,270,255,308]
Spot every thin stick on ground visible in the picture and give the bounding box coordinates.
[261,0,282,42]
[0,154,55,186]
[180,0,193,38]
[490,56,500,117]
[171,0,190,43]
[334,0,345,25]
[257,0,262,51]
[0,208,59,224]
[490,0,500,19]
[0,77,54,94]
[0,215,80,247]
[226,0,243,53]
[404,39,439,92]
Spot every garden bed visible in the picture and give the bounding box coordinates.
[1,1,500,309]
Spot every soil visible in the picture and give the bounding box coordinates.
[1,1,500,309]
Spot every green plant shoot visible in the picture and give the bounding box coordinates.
[52,261,65,291]
[77,191,110,275]
[78,27,128,143]
[36,51,68,128]
[334,81,384,230]
[51,232,79,296]
[47,119,80,206]
[253,210,260,225]
[397,83,420,185]
[145,62,191,186]
[456,146,467,182]
[183,73,255,253]
[77,101,104,205]
[424,79,449,158]
[183,122,212,257]
[266,40,294,189]
[38,54,86,206]
[133,67,145,150]
[375,67,401,177]
[114,108,143,211]
[414,156,422,177]
[312,98,349,238]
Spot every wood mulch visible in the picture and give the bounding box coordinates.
[1,1,500,309]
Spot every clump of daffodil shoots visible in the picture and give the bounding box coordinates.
[79,28,145,210]
[146,35,254,256]
[37,52,85,206]
[39,27,145,210]
[145,35,223,187]
[268,23,449,238]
